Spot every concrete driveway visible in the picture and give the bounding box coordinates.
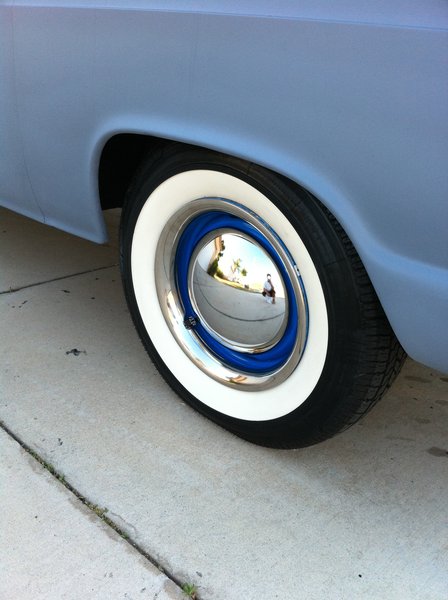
[1,207,447,600]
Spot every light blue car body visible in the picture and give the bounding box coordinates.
[1,1,447,372]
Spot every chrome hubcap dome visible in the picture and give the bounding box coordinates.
[155,198,309,390]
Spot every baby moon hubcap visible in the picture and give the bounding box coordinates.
[155,198,309,390]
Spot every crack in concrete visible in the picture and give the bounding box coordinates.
[0,263,119,295]
[0,419,191,598]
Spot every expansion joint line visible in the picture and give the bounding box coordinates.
[0,419,190,597]
[0,264,118,294]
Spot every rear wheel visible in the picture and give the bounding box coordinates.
[120,145,405,448]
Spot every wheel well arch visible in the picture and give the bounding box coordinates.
[98,133,320,214]
[98,132,363,273]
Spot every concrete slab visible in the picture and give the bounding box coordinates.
[0,207,119,292]
[1,208,447,599]
[0,428,183,600]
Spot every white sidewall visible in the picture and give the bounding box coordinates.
[131,170,328,421]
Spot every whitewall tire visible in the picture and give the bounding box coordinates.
[120,145,405,447]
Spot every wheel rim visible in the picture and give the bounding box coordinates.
[155,198,309,390]
[131,170,328,419]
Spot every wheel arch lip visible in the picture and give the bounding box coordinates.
[93,117,362,241]
[94,119,447,372]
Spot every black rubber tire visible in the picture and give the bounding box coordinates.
[120,144,405,448]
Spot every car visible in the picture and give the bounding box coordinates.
[1,1,447,447]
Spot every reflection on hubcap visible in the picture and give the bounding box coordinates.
[190,232,287,352]
[155,198,308,390]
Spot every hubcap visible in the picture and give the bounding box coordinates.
[155,198,308,390]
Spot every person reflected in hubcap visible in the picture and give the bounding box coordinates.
[263,274,276,305]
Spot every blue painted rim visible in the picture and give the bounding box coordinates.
[175,211,300,375]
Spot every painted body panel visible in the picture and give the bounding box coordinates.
[0,7,43,220]
[1,1,447,370]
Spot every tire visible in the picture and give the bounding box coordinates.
[120,145,405,448]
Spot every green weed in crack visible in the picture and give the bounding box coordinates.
[182,582,198,599]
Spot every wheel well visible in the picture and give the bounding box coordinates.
[98,133,168,209]
[98,133,310,211]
